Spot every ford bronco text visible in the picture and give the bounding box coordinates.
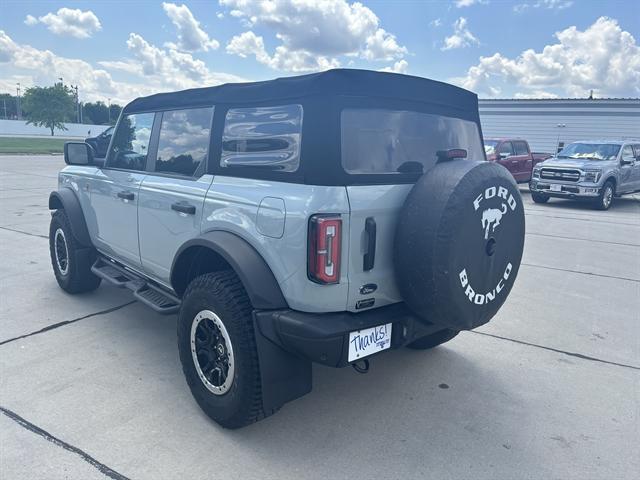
[50,70,525,428]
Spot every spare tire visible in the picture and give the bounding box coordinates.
[395,160,525,330]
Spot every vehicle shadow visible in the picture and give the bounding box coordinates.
[518,185,640,214]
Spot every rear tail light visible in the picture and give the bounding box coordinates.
[437,148,468,162]
[308,215,342,284]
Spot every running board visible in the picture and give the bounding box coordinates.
[91,258,180,315]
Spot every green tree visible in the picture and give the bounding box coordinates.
[83,101,109,124]
[109,103,122,125]
[0,94,18,119]
[22,84,76,136]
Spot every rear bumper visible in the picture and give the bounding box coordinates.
[530,180,601,198]
[254,303,444,368]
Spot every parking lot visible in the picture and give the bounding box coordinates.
[0,154,638,480]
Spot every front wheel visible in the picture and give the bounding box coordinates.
[594,180,614,210]
[49,210,101,293]
[531,191,550,204]
[177,271,265,429]
[406,329,459,350]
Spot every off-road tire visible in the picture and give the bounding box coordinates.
[531,192,549,204]
[177,271,265,429]
[406,329,459,350]
[594,180,614,210]
[49,210,101,294]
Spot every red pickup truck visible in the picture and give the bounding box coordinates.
[484,138,551,183]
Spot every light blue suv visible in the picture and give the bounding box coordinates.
[49,70,525,428]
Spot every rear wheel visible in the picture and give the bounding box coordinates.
[177,271,265,429]
[406,329,459,350]
[594,180,614,210]
[49,210,101,293]
[531,192,549,204]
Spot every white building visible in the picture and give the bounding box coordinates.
[478,98,640,154]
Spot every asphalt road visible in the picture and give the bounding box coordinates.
[1,155,639,480]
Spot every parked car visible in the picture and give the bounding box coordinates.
[85,126,114,158]
[530,140,640,210]
[50,69,525,428]
[484,138,551,183]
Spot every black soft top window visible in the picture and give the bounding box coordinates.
[341,108,483,176]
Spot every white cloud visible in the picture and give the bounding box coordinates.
[513,90,560,99]
[455,0,487,7]
[514,0,573,14]
[430,18,442,27]
[442,17,479,50]
[226,31,339,72]
[0,30,244,105]
[162,3,219,51]
[380,59,409,74]
[454,17,640,98]
[126,33,241,86]
[33,8,102,38]
[220,0,407,71]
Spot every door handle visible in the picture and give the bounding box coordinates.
[171,202,196,215]
[363,217,376,271]
[117,191,135,201]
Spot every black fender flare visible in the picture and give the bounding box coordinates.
[171,231,288,310]
[48,188,92,247]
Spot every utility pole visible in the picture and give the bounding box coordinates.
[16,83,21,120]
[107,97,111,124]
[72,85,80,123]
[2,99,6,119]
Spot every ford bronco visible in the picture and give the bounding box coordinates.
[530,140,640,210]
[50,69,525,428]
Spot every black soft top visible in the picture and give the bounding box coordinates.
[123,69,482,185]
[124,69,478,114]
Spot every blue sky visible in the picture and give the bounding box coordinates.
[1,0,638,105]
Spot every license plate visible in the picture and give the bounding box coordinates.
[550,184,562,192]
[348,323,392,362]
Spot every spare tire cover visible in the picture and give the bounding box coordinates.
[394,160,525,330]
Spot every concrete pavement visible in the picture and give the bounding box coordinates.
[1,155,638,480]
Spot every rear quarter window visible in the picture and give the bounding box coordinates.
[220,104,303,172]
[341,109,483,175]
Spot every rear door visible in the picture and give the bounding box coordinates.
[90,112,155,267]
[340,107,485,312]
[137,107,215,285]
[512,141,532,182]
[497,141,518,179]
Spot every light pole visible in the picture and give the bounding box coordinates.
[107,97,111,124]
[71,85,80,123]
[16,83,21,120]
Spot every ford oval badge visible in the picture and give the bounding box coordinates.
[359,283,378,295]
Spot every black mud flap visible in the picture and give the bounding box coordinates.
[252,313,312,415]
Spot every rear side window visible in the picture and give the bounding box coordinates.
[341,109,483,175]
[220,104,303,172]
[621,145,635,162]
[514,141,529,156]
[154,107,213,177]
[108,112,155,171]
[498,142,514,157]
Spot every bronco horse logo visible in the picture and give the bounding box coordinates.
[481,203,507,239]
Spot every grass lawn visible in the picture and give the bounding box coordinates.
[0,137,68,154]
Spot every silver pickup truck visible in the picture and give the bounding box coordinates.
[529,140,640,210]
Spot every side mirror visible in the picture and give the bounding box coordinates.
[621,158,634,165]
[497,153,507,160]
[64,142,94,166]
